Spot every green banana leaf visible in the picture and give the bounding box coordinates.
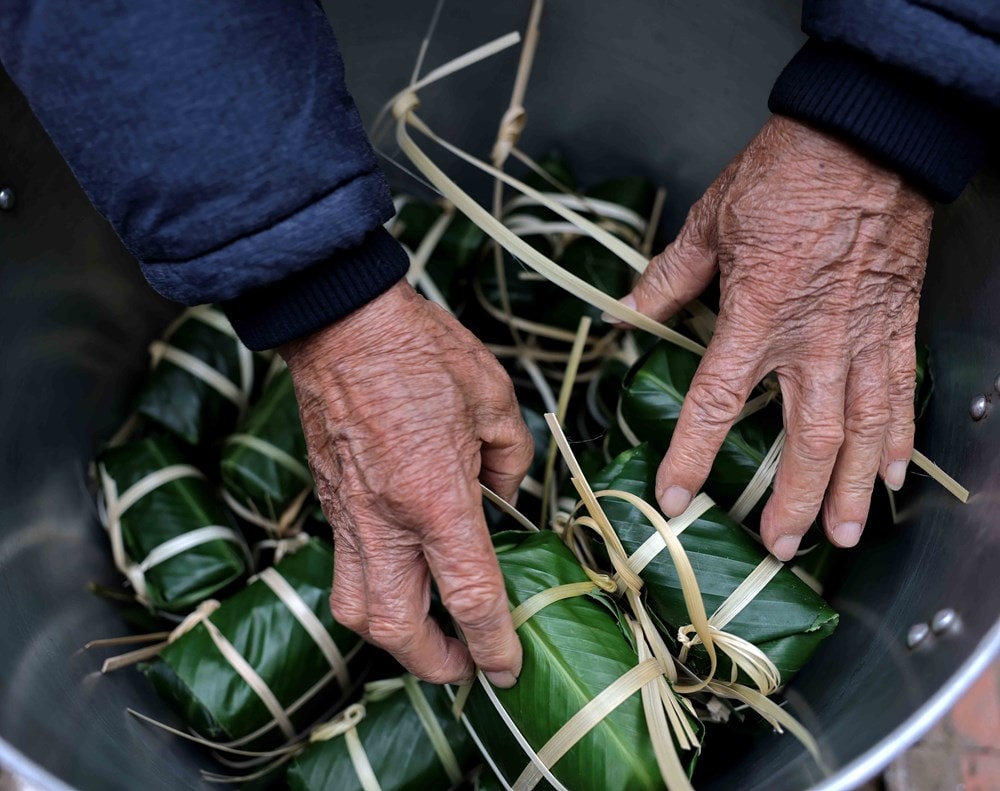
[143,539,365,747]
[287,676,476,791]
[618,342,782,512]
[590,444,838,684]
[394,199,487,308]
[97,436,247,612]
[135,307,261,445]
[462,530,700,791]
[220,367,313,535]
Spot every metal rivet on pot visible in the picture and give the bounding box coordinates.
[994,374,1000,396]
[930,608,959,635]
[907,623,930,649]
[970,394,989,421]
[0,186,14,211]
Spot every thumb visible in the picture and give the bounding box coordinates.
[616,207,717,323]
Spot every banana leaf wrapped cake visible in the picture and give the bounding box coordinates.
[460,530,701,791]
[288,675,476,791]
[220,365,313,539]
[142,538,365,749]
[97,436,248,612]
[590,443,838,686]
[135,306,261,445]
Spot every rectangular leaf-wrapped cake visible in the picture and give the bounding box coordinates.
[288,675,476,791]
[97,436,247,612]
[143,539,364,748]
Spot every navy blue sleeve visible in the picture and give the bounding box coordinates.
[770,1,1000,202]
[0,0,409,350]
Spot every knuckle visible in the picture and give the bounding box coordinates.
[412,665,461,685]
[794,423,845,461]
[330,594,366,633]
[845,401,891,437]
[444,582,506,631]
[837,475,877,499]
[366,616,415,652]
[686,373,745,427]
[888,376,916,403]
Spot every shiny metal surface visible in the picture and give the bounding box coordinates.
[1,2,997,789]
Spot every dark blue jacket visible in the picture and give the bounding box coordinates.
[0,1,997,350]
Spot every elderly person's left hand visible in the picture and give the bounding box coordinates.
[616,115,933,560]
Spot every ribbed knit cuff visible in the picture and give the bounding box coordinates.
[769,39,990,202]
[223,226,409,350]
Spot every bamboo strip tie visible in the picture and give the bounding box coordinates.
[98,463,247,603]
[256,567,351,691]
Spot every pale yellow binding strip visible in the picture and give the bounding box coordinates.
[112,463,204,515]
[677,555,784,695]
[402,675,463,784]
[615,399,642,448]
[222,486,311,539]
[509,582,599,629]
[471,670,570,791]
[910,449,969,502]
[632,621,696,791]
[480,485,538,532]
[257,567,350,691]
[511,659,663,791]
[706,680,826,771]
[99,599,221,673]
[149,340,247,409]
[407,202,455,282]
[225,434,313,486]
[184,305,239,338]
[504,193,648,234]
[345,726,382,791]
[138,525,244,573]
[540,316,591,524]
[626,493,715,576]
[708,555,785,633]
[395,109,705,356]
[99,463,213,601]
[201,618,295,741]
[727,429,786,524]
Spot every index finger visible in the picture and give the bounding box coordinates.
[422,478,522,688]
[655,331,765,516]
[362,536,475,686]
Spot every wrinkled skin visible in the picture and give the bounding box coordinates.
[281,281,532,686]
[281,114,933,685]
[621,115,933,560]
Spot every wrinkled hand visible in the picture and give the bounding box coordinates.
[623,115,933,560]
[280,281,532,686]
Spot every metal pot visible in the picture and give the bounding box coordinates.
[0,2,997,789]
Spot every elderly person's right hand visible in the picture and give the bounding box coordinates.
[280,281,533,687]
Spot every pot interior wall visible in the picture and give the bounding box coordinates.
[1,2,997,790]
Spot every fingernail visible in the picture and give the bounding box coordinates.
[485,670,518,689]
[832,521,862,548]
[659,486,692,517]
[772,535,801,561]
[600,294,637,325]
[885,460,908,492]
